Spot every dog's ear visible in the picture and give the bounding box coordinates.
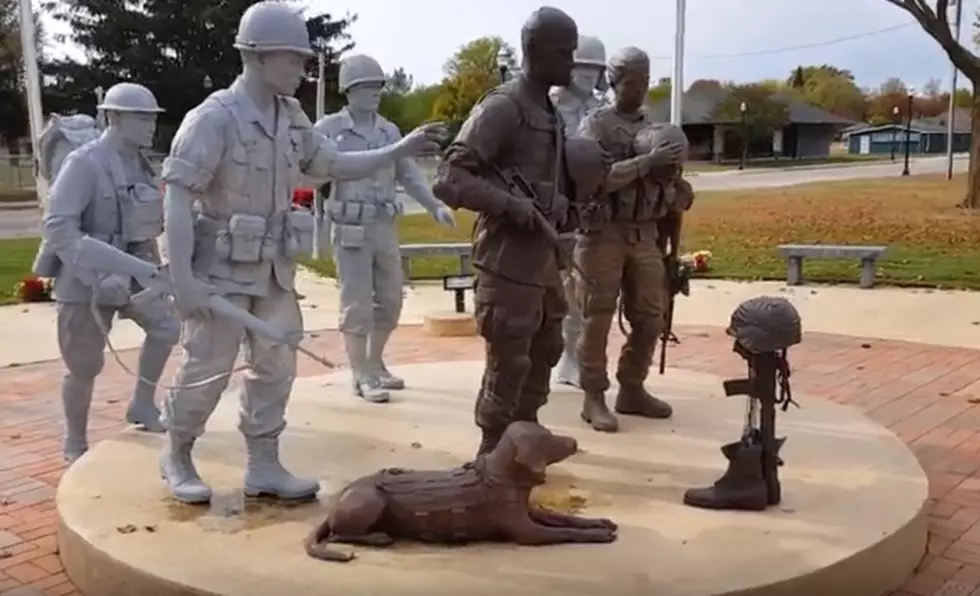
[511,428,550,474]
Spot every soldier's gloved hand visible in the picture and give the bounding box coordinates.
[432,205,456,228]
[173,276,215,320]
[505,197,538,229]
[396,122,450,158]
[97,273,131,303]
[644,141,687,170]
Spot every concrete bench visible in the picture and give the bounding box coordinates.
[777,244,888,289]
[400,243,472,282]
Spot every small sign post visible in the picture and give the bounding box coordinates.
[442,274,475,314]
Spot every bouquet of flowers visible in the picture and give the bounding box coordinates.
[679,250,712,274]
[15,276,54,303]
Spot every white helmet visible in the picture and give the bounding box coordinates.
[97,83,164,113]
[575,36,606,67]
[338,54,386,93]
[234,1,313,56]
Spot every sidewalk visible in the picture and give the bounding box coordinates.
[2,268,979,367]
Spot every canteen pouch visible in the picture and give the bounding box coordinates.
[217,214,268,264]
[121,183,165,243]
[285,209,316,258]
[333,223,365,249]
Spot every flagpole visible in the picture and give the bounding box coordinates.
[670,0,686,125]
[946,0,963,180]
[17,0,46,206]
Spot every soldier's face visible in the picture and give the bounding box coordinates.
[614,71,650,113]
[541,31,578,87]
[259,51,308,96]
[347,82,384,114]
[116,112,157,149]
[570,65,602,94]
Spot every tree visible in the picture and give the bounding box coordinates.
[0,0,48,153]
[431,36,517,128]
[646,76,671,104]
[884,0,980,207]
[48,0,354,147]
[786,65,867,120]
[866,77,911,124]
[688,79,724,93]
[712,83,789,143]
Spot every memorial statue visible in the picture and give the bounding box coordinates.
[314,54,455,404]
[38,83,180,464]
[159,0,446,504]
[684,296,801,511]
[304,421,617,562]
[433,7,579,456]
[550,35,606,389]
[575,47,692,433]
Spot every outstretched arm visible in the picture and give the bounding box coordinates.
[396,150,443,214]
[432,94,521,216]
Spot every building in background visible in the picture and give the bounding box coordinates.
[843,108,971,155]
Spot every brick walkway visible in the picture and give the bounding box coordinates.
[2,324,980,595]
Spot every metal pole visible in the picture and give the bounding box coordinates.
[670,0,686,125]
[17,0,47,206]
[902,94,913,176]
[946,0,963,180]
[312,52,328,260]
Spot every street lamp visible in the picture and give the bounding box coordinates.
[738,101,748,170]
[890,105,899,161]
[496,47,513,83]
[902,88,915,176]
[202,75,213,90]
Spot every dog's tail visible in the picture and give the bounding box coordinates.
[303,518,356,562]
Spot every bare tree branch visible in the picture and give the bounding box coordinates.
[883,0,980,76]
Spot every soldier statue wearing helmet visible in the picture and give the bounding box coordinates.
[39,82,180,464]
[160,0,446,505]
[314,54,456,404]
[574,47,695,433]
[549,34,608,389]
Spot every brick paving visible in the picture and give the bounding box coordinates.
[1,324,980,594]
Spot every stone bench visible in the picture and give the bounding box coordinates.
[777,244,888,289]
[400,243,472,282]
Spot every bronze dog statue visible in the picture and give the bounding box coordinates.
[304,421,618,561]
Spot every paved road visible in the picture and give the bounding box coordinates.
[0,155,968,237]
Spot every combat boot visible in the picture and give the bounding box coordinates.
[124,337,172,433]
[368,328,405,390]
[344,332,390,403]
[62,375,93,465]
[614,384,673,419]
[580,392,619,432]
[683,441,768,511]
[243,436,320,501]
[554,353,581,388]
[160,436,212,504]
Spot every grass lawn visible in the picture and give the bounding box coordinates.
[0,238,40,305]
[685,154,893,173]
[303,173,980,290]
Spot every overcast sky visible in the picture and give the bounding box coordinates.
[309,0,979,92]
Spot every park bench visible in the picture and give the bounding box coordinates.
[777,244,888,289]
[400,242,472,281]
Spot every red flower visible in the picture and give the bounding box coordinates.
[17,276,50,302]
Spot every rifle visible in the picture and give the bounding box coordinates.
[658,211,689,374]
[71,236,337,370]
[491,165,593,286]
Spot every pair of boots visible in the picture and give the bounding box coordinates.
[683,437,785,511]
[343,330,403,404]
[159,434,319,504]
[580,384,674,433]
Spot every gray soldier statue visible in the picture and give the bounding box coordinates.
[549,34,607,389]
[160,1,446,505]
[314,54,455,404]
[38,83,180,464]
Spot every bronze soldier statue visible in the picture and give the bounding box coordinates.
[433,7,579,455]
[575,47,693,433]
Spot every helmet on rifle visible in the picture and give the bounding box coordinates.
[97,83,164,114]
[564,137,609,199]
[634,124,689,163]
[338,54,386,93]
[726,296,802,353]
[234,1,313,57]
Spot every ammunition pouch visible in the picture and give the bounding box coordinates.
[328,200,402,225]
[284,209,316,258]
[333,223,366,250]
[215,214,278,264]
[120,182,165,243]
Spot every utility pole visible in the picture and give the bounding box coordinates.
[17,0,46,207]
[670,0,686,125]
[946,0,963,180]
[312,52,329,259]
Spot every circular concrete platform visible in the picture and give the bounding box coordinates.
[58,361,928,596]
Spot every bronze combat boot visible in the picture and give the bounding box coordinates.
[683,441,768,511]
[580,392,619,432]
[614,384,673,419]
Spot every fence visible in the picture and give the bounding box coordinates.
[0,155,36,191]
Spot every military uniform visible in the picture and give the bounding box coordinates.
[434,77,569,454]
[576,108,691,430]
[40,84,179,463]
